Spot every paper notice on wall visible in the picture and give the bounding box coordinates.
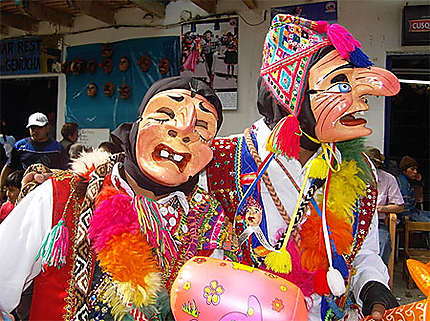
[77,128,111,149]
[216,91,238,110]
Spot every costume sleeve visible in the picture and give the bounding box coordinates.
[0,180,53,313]
[351,210,390,307]
[387,175,404,205]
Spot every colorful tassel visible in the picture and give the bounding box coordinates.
[264,247,292,274]
[326,266,346,297]
[308,155,329,179]
[315,21,372,68]
[314,268,330,295]
[35,218,69,269]
[266,115,301,159]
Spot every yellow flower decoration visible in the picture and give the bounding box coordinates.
[183,281,191,291]
[280,285,287,292]
[203,280,224,305]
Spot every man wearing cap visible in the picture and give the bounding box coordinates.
[205,14,400,321]
[0,112,68,201]
[365,148,404,265]
[398,155,430,227]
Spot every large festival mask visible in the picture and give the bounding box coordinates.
[308,50,400,142]
[135,89,218,186]
[260,14,400,157]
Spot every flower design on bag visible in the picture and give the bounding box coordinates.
[272,298,284,312]
[203,280,224,305]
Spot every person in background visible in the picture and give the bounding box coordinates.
[60,122,79,155]
[0,170,23,223]
[201,30,219,86]
[398,155,430,246]
[365,148,404,265]
[0,120,16,160]
[0,112,69,200]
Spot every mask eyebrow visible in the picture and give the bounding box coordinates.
[323,63,355,80]
[196,119,208,129]
[198,101,215,116]
[156,107,175,118]
[167,95,184,102]
[330,73,349,84]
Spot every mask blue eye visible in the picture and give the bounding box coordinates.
[329,83,352,93]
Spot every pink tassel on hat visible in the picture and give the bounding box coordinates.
[266,115,301,159]
[315,20,372,67]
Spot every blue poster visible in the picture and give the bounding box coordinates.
[66,36,180,130]
[271,1,337,23]
[0,38,41,75]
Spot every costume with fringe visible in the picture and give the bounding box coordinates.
[13,152,234,321]
[206,121,380,321]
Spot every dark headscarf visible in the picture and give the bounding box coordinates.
[257,46,335,152]
[112,76,223,196]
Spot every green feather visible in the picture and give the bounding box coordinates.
[337,138,374,185]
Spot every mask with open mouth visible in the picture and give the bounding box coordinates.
[112,76,223,196]
[307,50,400,143]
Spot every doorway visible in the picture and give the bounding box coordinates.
[0,76,58,141]
[386,53,430,209]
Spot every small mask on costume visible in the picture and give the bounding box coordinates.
[86,59,97,74]
[119,56,130,72]
[87,82,98,97]
[119,83,131,99]
[135,88,218,186]
[101,43,113,57]
[100,58,113,74]
[158,59,170,75]
[138,55,151,72]
[103,82,115,97]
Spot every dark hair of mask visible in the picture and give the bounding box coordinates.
[258,45,335,151]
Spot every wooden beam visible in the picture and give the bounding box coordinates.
[0,25,9,36]
[190,0,216,14]
[130,0,165,18]
[23,2,74,27]
[74,0,115,25]
[0,12,38,32]
[241,0,257,9]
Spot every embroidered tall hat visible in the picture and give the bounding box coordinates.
[261,14,372,159]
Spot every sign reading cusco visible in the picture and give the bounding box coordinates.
[0,38,41,75]
[402,5,430,45]
[409,19,430,32]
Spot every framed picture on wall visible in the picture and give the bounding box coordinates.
[181,18,239,110]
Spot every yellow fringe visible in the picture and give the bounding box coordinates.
[326,160,366,223]
[264,246,292,274]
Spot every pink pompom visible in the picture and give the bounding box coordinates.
[315,21,329,33]
[88,194,140,252]
[326,24,361,59]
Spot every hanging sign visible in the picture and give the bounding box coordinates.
[0,37,41,75]
[402,5,430,45]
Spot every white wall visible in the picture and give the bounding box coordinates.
[3,0,429,148]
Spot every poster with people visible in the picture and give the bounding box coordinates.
[181,18,239,110]
[271,1,337,23]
